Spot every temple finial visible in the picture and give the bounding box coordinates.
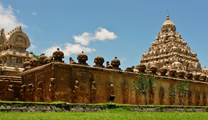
[166,10,169,20]
[166,15,169,20]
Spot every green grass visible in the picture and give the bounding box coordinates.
[0,108,208,120]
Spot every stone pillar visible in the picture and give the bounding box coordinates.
[11,57,17,66]
[22,58,25,64]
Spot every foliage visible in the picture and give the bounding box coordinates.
[168,80,190,105]
[132,65,138,69]
[133,73,155,105]
[168,87,176,98]
[29,52,43,59]
[30,52,39,59]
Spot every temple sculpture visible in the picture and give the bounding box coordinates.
[0,26,33,76]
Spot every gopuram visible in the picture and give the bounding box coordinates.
[1,15,208,106]
[0,26,34,100]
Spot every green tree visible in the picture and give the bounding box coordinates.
[30,52,43,59]
[168,80,190,105]
[133,73,155,105]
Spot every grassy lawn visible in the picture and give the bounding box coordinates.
[0,108,208,120]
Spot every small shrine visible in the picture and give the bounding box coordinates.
[0,26,33,76]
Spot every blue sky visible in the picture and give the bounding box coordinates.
[1,0,208,70]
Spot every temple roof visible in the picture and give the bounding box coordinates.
[140,15,203,75]
[162,15,175,26]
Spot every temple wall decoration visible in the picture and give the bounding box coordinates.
[17,62,208,106]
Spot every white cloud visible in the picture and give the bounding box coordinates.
[31,45,36,50]
[73,27,117,46]
[16,10,19,13]
[31,12,37,16]
[121,58,126,62]
[95,27,117,41]
[44,43,96,57]
[27,44,36,52]
[0,3,27,33]
[73,32,93,46]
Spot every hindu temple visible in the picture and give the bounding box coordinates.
[0,15,208,106]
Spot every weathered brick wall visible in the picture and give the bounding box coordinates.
[20,62,208,106]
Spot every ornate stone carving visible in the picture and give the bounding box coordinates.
[23,59,31,71]
[149,64,157,74]
[159,87,164,105]
[69,57,76,64]
[186,72,193,80]
[193,72,201,81]
[30,58,38,68]
[196,91,200,106]
[111,57,121,70]
[177,70,186,79]
[200,73,207,81]
[169,69,177,77]
[188,91,193,105]
[125,67,133,72]
[49,78,57,101]
[53,48,64,63]
[108,83,115,102]
[38,53,47,65]
[93,56,104,68]
[138,63,146,73]
[7,84,14,100]
[43,56,53,64]
[149,88,154,104]
[106,61,112,69]
[20,84,26,101]
[14,37,24,46]
[91,80,96,103]
[27,83,34,101]
[73,80,79,103]
[77,51,88,65]
[37,81,44,101]
[159,66,168,76]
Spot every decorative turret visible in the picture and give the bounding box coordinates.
[77,51,88,65]
[161,15,176,34]
[43,56,53,64]
[30,58,38,68]
[149,64,157,74]
[38,53,47,65]
[125,67,133,72]
[23,59,31,71]
[53,48,64,63]
[93,56,104,68]
[138,63,146,73]
[111,57,121,70]
[69,57,76,64]
[106,61,113,69]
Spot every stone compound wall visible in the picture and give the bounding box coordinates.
[19,62,208,106]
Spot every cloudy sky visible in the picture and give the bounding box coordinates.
[1,0,208,70]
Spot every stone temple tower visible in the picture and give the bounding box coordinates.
[139,15,204,78]
[0,26,34,76]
